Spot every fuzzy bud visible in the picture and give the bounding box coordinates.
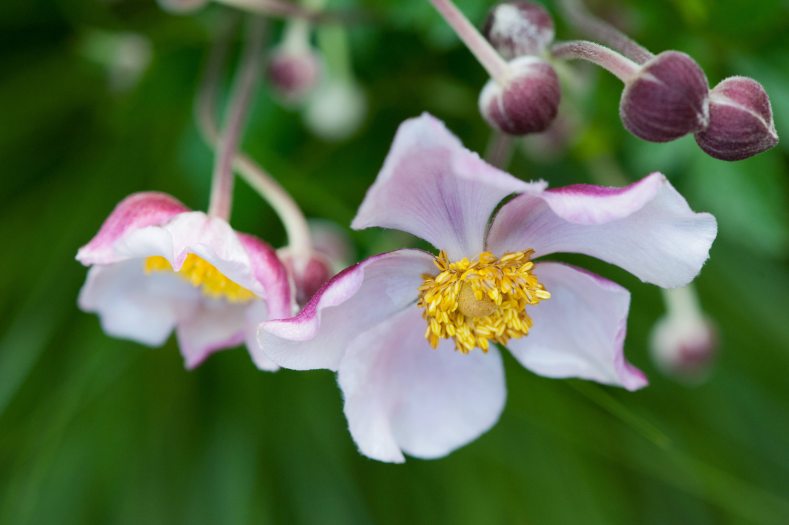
[483,1,555,59]
[620,51,709,142]
[479,56,560,136]
[694,76,778,161]
[266,48,320,104]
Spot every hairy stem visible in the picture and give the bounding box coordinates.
[551,40,639,83]
[429,0,511,85]
[557,0,653,64]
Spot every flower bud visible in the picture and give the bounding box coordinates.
[620,51,709,142]
[479,56,560,136]
[304,79,367,141]
[266,48,320,104]
[694,76,778,161]
[285,253,334,306]
[483,1,555,59]
[650,287,717,383]
[157,0,208,14]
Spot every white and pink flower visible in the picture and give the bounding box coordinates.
[257,113,717,462]
[77,192,292,370]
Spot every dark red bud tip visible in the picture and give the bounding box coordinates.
[266,50,320,103]
[479,56,560,136]
[288,255,333,306]
[483,1,555,59]
[620,51,709,142]
[694,76,779,161]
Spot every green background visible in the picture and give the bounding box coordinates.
[1,0,789,523]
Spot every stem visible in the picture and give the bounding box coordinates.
[429,0,511,85]
[198,14,313,262]
[485,132,514,169]
[217,0,362,25]
[551,40,639,83]
[557,0,653,64]
[662,285,703,322]
[208,17,266,220]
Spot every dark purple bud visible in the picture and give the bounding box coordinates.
[620,51,709,142]
[694,76,778,161]
[479,56,560,136]
[266,49,320,104]
[483,1,555,59]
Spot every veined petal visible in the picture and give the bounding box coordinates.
[76,192,188,266]
[238,233,292,319]
[339,306,506,463]
[486,173,717,288]
[257,249,435,372]
[508,263,647,391]
[351,113,540,260]
[78,260,199,346]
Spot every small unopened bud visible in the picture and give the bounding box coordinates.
[479,56,560,135]
[694,76,778,161]
[650,287,717,383]
[157,0,208,14]
[483,1,555,59]
[620,51,709,142]
[304,79,367,141]
[266,49,320,104]
[285,253,333,306]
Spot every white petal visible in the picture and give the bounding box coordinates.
[175,300,248,369]
[339,307,507,463]
[351,113,540,260]
[487,173,717,288]
[508,262,647,391]
[78,260,199,346]
[258,249,435,371]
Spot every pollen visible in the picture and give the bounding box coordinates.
[144,254,257,303]
[417,250,550,354]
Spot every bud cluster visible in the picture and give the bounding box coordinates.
[477,1,778,161]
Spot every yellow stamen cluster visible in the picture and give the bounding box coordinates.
[144,254,256,303]
[417,250,550,354]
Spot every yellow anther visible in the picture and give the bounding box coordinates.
[144,254,256,303]
[417,250,550,354]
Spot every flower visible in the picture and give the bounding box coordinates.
[77,192,292,370]
[257,114,717,462]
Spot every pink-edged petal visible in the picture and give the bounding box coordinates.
[243,301,279,371]
[115,212,263,295]
[257,249,435,372]
[487,173,717,288]
[351,113,541,260]
[339,306,506,463]
[508,262,647,391]
[77,192,189,265]
[176,301,248,369]
[78,260,199,346]
[238,233,292,319]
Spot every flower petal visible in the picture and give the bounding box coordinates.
[176,301,248,369]
[258,249,435,372]
[508,262,647,391]
[78,260,199,346]
[351,113,540,260]
[339,306,506,463]
[238,233,293,320]
[243,301,279,371]
[76,192,188,266]
[486,173,717,288]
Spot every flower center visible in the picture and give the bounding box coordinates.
[144,254,256,303]
[417,250,550,354]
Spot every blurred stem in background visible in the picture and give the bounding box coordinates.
[208,16,266,220]
[197,12,314,265]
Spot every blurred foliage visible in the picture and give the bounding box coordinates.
[1,0,789,524]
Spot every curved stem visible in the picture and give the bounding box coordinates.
[485,132,514,169]
[551,40,639,83]
[198,15,313,262]
[208,16,266,219]
[217,0,364,25]
[557,0,653,64]
[429,0,511,85]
